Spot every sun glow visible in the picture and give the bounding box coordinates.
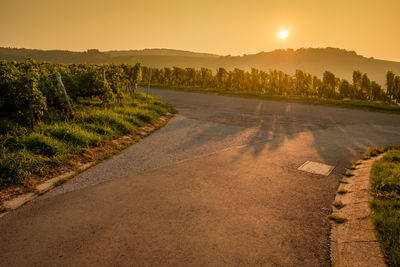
[279,29,288,40]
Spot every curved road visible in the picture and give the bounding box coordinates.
[1,88,400,266]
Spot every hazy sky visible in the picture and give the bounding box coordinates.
[1,0,399,61]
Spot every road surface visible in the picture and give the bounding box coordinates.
[1,88,400,266]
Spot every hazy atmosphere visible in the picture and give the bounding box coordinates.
[2,1,400,266]
[1,0,400,61]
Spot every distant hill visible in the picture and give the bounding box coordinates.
[1,47,399,85]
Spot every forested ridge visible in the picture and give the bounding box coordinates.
[2,47,400,85]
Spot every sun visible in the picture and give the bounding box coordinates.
[279,29,288,40]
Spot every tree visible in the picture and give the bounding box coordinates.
[249,68,261,91]
[163,67,172,84]
[232,68,245,91]
[352,70,362,98]
[199,68,213,88]
[394,75,400,103]
[371,81,383,101]
[295,69,306,95]
[185,68,196,86]
[172,67,185,85]
[322,71,337,98]
[361,73,371,100]
[313,76,323,97]
[216,68,228,88]
[385,71,395,102]
[339,79,351,98]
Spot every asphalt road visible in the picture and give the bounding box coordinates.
[2,88,400,266]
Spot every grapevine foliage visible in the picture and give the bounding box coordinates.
[0,59,143,126]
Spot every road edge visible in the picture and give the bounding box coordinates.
[329,155,386,267]
[0,113,174,217]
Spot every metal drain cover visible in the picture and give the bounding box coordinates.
[298,161,335,176]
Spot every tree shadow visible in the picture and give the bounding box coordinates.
[146,88,400,170]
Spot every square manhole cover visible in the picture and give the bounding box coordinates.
[298,161,335,176]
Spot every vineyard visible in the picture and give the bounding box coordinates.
[0,59,172,188]
[140,66,400,105]
[1,59,400,189]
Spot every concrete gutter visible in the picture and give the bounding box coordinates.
[329,155,386,266]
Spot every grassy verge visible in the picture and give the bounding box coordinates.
[370,147,400,265]
[142,83,400,113]
[0,93,173,189]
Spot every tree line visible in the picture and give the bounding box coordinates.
[141,66,400,103]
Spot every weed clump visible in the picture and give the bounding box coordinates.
[327,214,348,223]
[333,201,346,209]
[343,171,355,177]
[338,189,349,194]
[363,147,386,160]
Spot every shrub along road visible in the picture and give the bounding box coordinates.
[1,88,400,266]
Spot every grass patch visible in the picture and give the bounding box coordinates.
[370,147,400,265]
[371,161,400,198]
[338,188,349,194]
[333,201,346,209]
[363,147,384,160]
[363,145,400,160]
[383,150,400,162]
[83,111,135,135]
[0,150,61,187]
[0,93,172,189]
[338,178,349,184]
[343,171,355,177]
[45,123,102,148]
[134,109,159,123]
[23,133,69,156]
[81,123,116,138]
[347,165,357,170]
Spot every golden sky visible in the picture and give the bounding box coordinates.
[1,0,399,61]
